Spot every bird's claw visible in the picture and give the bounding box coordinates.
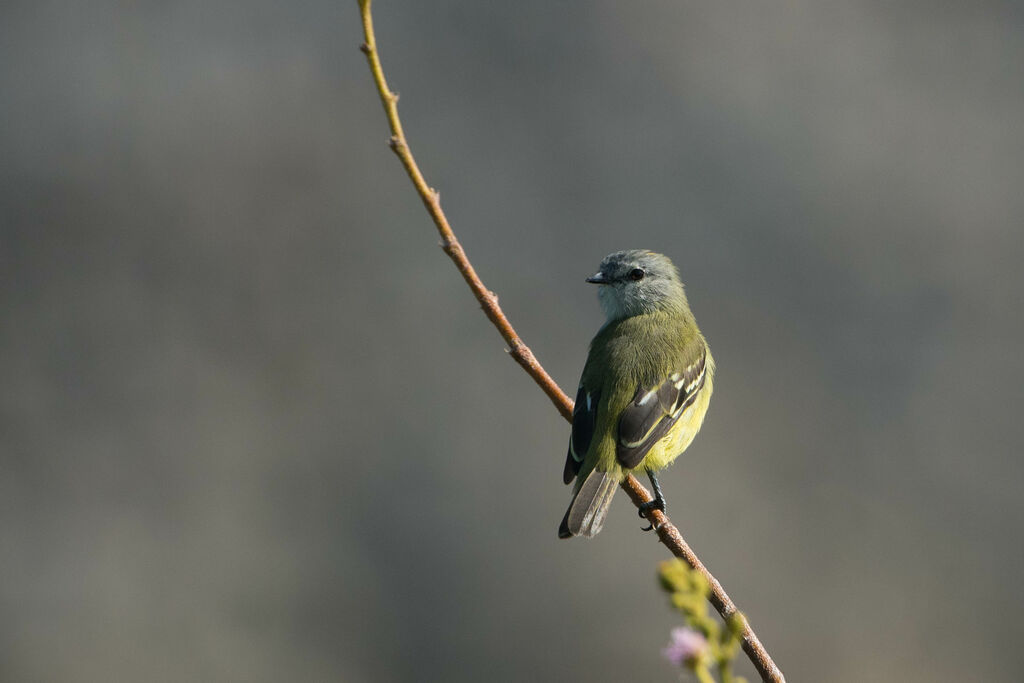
[638,498,666,532]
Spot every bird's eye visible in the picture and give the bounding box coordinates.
[629,268,646,281]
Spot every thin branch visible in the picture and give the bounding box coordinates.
[356,3,784,681]
[621,479,784,681]
[357,1,571,422]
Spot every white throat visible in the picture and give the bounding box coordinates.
[598,286,629,322]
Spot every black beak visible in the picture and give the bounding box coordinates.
[585,272,610,284]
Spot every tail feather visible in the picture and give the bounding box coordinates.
[558,469,618,539]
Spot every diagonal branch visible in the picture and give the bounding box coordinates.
[356,2,784,681]
[357,1,571,423]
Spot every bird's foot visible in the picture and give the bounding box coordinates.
[638,497,666,532]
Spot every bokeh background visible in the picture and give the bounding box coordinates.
[3,2,1023,681]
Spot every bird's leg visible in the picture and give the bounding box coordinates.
[638,470,667,531]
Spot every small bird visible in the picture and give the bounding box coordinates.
[559,250,714,538]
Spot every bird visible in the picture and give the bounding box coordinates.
[559,250,714,539]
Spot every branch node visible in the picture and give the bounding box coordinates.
[388,135,404,151]
[359,42,371,55]
[507,339,526,358]
[480,290,502,312]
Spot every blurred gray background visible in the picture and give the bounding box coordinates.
[3,1,1023,681]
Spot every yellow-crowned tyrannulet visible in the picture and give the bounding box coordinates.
[560,250,714,538]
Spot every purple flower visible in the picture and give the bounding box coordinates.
[662,627,708,667]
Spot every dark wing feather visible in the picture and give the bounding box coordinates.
[615,349,707,469]
[563,384,600,484]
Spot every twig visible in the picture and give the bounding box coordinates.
[622,480,784,681]
[357,1,571,423]
[356,2,784,681]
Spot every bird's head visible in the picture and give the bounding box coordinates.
[587,250,687,321]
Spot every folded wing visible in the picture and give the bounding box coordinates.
[563,383,600,484]
[615,348,707,469]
